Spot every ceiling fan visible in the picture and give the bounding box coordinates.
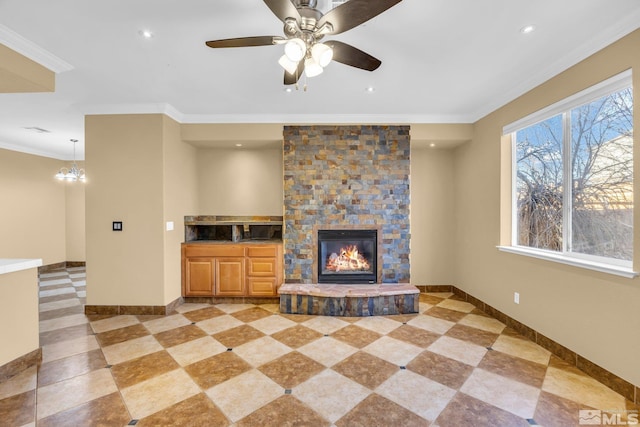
[205,0,403,85]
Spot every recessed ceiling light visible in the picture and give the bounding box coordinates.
[235,143,243,147]
[520,25,536,34]
[429,143,436,148]
[139,30,154,39]
[365,86,375,93]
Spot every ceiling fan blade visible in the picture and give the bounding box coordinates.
[318,0,402,35]
[263,0,301,23]
[325,40,381,71]
[205,36,283,48]
[284,60,305,85]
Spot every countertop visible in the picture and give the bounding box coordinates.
[183,240,282,245]
[0,258,43,275]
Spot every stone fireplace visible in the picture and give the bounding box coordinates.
[283,125,410,284]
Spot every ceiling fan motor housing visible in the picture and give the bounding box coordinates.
[294,0,318,8]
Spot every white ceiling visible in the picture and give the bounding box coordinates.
[0,0,639,160]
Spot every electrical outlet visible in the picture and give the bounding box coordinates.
[514,292,520,304]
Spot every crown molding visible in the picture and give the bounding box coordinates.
[81,103,185,123]
[179,112,475,124]
[0,24,73,73]
[0,140,66,160]
[80,103,474,124]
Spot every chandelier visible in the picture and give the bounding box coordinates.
[55,139,86,183]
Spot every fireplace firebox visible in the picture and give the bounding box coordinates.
[317,229,377,284]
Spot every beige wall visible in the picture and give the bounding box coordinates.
[85,114,198,306]
[0,268,39,366]
[65,179,86,261]
[410,146,456,284]
[85,114,167,306]
[0,148,66,264]
[197,147,283,216]
[163,116,198,304]
[455,29,640,386]
[0,43,54,93]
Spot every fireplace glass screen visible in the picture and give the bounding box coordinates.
[317,229,377,284]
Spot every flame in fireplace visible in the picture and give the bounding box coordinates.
[326,245,370,272]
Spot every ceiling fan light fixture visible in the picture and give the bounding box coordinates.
[278,55,299,74]
[311,43,333,67]
[284,38,306,61]
[305,57,323,77]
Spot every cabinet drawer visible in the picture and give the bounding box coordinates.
[247,277,277,296]
[247,258,277,276]
[246,246,278,258]
[184,245,244,258]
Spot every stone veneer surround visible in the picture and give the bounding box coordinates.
[283,125,410,284]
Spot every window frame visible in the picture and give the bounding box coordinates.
[499,70,637,278]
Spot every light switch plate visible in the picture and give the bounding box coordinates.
[166,221,174,231]
[113,221,123,231]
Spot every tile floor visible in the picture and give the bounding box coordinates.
[0,266,638,426]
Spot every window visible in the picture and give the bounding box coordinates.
[502,71,634,276]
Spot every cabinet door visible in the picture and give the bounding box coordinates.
[247,277,277,296]
[215,258,245,296]
[185,258,214,296]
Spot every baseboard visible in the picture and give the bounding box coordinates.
[449,285,639,405]
[38,261,86,274]
[85,296,184,316]
[38,262,66,274]
[415,285,455,293]
[0,348,41,383]
[66,261,86,268]
[183,296,280,305]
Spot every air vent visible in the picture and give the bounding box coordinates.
[23,126,51,133]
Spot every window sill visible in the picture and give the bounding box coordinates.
[496,246,638,279]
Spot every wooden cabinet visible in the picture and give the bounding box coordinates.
[182,243,282,297]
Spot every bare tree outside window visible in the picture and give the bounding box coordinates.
[515,87,633,261]
[516,115,564,251]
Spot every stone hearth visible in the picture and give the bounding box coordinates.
[278,283,419,316]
